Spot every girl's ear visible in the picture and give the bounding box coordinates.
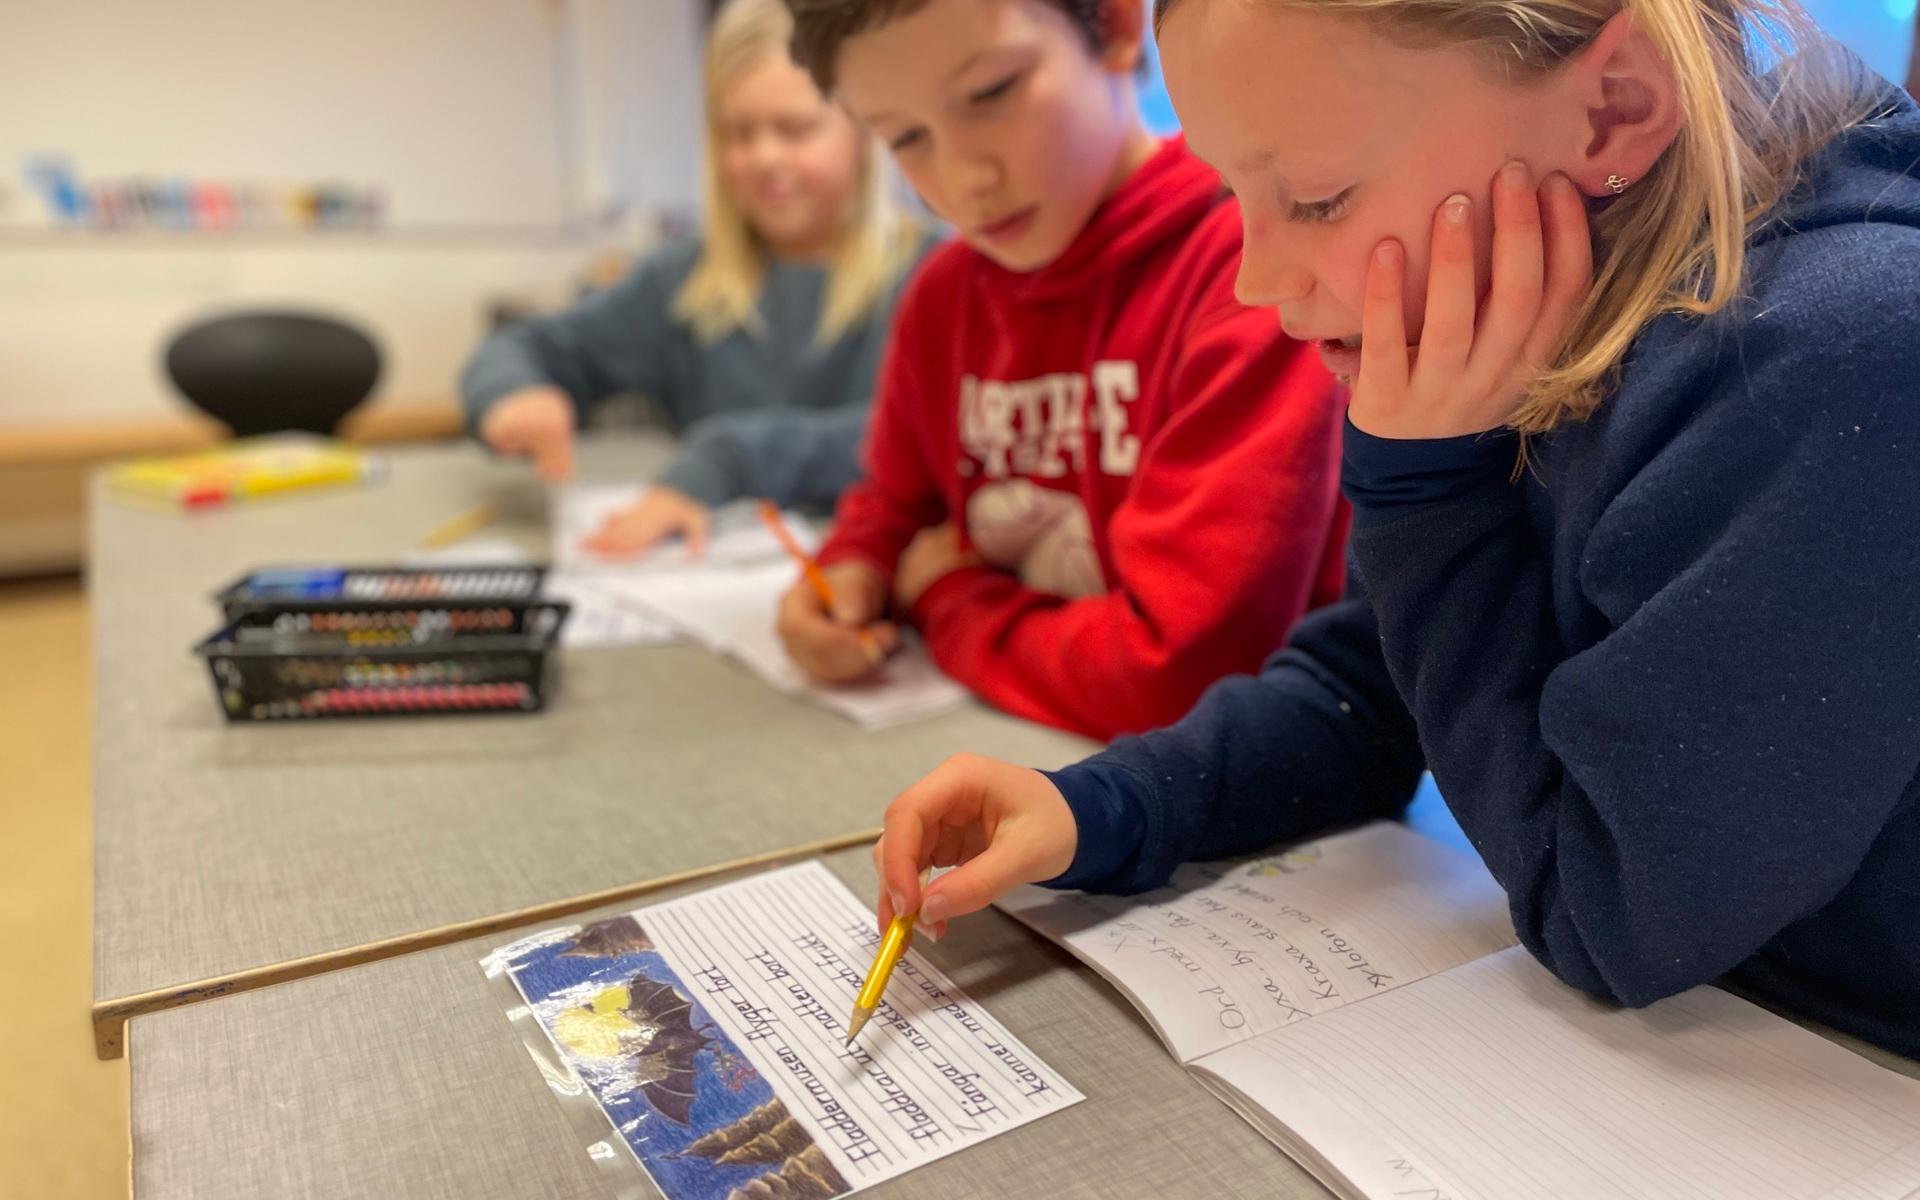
[1099,0,1150,74]
[1563,11,1684,197]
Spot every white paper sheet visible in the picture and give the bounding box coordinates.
[487,862,1082,1200]
[552,485,815,573]
[539,571,680,648]
[996,823,1518,1065]
[606,560,969,730]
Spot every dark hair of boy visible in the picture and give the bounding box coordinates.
[785,0,1105,90]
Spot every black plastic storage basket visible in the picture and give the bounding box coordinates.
[214,564,547,622]
[196,593,569,723]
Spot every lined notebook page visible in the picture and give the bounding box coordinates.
[1192,946,1920,1200]
[997,824,1517,1064]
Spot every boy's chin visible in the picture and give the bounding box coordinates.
[966,233,1067,274]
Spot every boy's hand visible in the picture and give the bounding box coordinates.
[776,560,899,683]
[479,386,577,482]
[893,523,981,610]
[581,485,711,560]
[872,753,1080,941]
[1349,161,1592,440]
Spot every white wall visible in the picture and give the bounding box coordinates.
[565,0,706,224]
[0,238,600,424]
[0,0,705,428]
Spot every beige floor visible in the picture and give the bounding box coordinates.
[0,578,130,1199]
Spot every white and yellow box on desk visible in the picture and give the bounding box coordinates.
[106,433,382,512]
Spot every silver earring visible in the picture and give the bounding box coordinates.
[1605,174,1630,194]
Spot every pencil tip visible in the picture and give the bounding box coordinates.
[844,1008,871,1045]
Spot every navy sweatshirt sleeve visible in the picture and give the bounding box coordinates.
[460,244,686,434]
[1045,587,1424,891]
[658,404,870,509]
[1048,224,1920,1012]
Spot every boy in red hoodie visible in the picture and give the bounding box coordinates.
[777,0,1347,741]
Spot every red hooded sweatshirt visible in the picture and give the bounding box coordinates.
[819,137,1349,740]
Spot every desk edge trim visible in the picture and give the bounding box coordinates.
[91,826,883,1060]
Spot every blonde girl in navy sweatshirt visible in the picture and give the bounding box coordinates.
[866,0,1920,1060]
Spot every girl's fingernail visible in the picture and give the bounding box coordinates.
[889,889,905,917]
[1501,160,1529,185]
[920,893,952,926]
[1375,241,1401,267]
[1443,194,1471,224]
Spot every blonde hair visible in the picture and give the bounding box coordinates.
[1159,0,1889,431]
[672,0,922,346]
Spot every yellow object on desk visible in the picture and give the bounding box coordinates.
[106,433,378,512]
[417,503,497,549]
[845,904,919,1044]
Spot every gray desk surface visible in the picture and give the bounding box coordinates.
[131,847,1319,1200]
[93,436,1092,1007]
[130,835,1920,1200]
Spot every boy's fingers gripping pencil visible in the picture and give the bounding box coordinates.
[758,501,885,668]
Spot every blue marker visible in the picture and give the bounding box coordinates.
[248,568,347,599]
[23,156,90,224]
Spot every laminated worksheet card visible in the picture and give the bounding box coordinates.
[484,863,1081,1200]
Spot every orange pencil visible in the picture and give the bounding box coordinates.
[758,501,884,668]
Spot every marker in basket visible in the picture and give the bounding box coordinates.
[845,868,931,1045]
[756,501,884,668]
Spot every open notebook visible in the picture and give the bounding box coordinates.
[997,823,1920,1200]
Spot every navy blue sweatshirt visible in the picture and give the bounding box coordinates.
[1046,85,1920,1057]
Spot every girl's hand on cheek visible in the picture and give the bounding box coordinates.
[1349,161,1592,440]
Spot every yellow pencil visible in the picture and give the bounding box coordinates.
[845,906,918,1045]
[418,503,496,550]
